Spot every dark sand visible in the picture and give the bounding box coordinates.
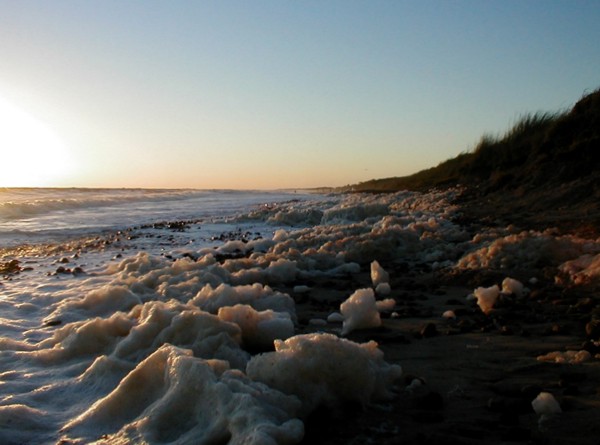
[290,246,600,444]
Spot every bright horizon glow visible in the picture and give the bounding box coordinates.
[0,98,74,187]
[0,1,599,190]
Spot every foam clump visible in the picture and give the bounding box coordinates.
[375,298,396,312]
[457,230,598,270]
[293,285,311,294]
[375,282,391,296]
[327,312,344,323]
[218,304,294,350]
[322,200,390,223]
[35,313,135,363]
[370,260,389,287]
[0,404,52,443]
[531,392,561,415]
[46,285,141,324]
[246,333,402,416]
[340,288,381,335]
[273,229,289,242]
[268,208,323,226]
[62,344,304,445]
[192,283,296,319]
[558,253,600,285]
[473,285,500,314]
[112,303,249,370]
[537,350,591,364]
[501,277,524,296]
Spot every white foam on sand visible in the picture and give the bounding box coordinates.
[558,252,600,285]
[218,304,294,350]
[370,260,390,287]
[2,187,600,444]
[61,344,304,445]
[531,391,561,415]
[473,285,500,315]
[246,333,402,417]
[537,350,591,364]
[340,288,382,335]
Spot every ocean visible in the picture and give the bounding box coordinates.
[0,188,320,249]
[1,187,597,444]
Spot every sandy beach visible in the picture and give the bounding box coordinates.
[1,188,599,444]
[291,275,598,444]
[2,3,599,443]
[289,211,600,445]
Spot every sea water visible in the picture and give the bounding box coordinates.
[0,188,318,248]
[1,187,598,444]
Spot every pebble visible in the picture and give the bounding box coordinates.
[0,259,22,275]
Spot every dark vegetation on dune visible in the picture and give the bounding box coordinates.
[345,88,600,234]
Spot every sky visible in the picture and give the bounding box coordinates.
[0,1,599,189]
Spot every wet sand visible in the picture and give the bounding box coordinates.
[2,190,599,444]
[291,254,600,444]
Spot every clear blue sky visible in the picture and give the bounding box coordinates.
[1,0,598,189]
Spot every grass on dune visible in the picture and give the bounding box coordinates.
[346,87,600,194]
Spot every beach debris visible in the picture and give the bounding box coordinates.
[0,259,22,275]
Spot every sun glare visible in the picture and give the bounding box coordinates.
[0,97,73,187]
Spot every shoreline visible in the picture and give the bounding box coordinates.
[1,189,599,444]
[285,196,600,444]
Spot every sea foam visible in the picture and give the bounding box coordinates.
[1,187,599,444]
